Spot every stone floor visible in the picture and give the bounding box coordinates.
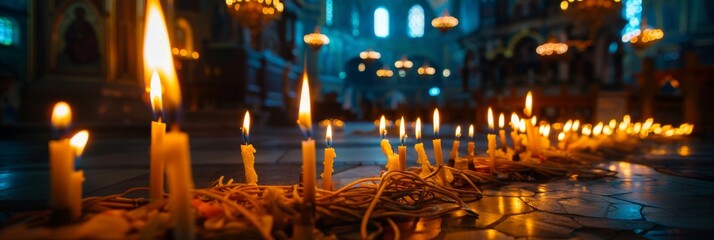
[1,122,714,239]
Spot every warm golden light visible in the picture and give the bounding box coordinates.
[593,122,603,136]
[415,118,422,141]
[399,117,406,142]
[326,123,333,143]
[609,119,617,130]
[455,125,462,138]
[525,91,533,117]
[572,120,580,132]
[468,124,474,139]
[433,108,440,136]
[558,132,565,141]
[531,116,537,126]
[242,110,250,139]
[297,72,312,135]
[149,71,163,116]
[564,120,572,132]
[582,124,592,136]
[70,130,89,157]
[510,113,519,128]
[498,113,505,129]
[380,115,387,137]
[603,126,613,136]
[519,119,526,133]
[143,0,181,109]
[487,107,494,130]
[623,115,631,126]
[51,101,72,130]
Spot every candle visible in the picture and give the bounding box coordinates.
[467,124,475,157]
[432,109,452,183]
[558,132,567,150]
[449,125,461,161]
[523,91,540,152]
[322,123,336,190]
[498,113,507,151]
[143,1,194,238]
[149,71,166,200]
[540,124,551,149]
[487,107,497,171]
[414,118,433,176]
[398,117,407,171]
[241,111,258,185]
[510,113,521,150]
[379,115,399,172]
[68,130,88,221]
[297,71,317,234]
[49,102,73,219]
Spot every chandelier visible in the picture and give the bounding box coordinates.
[394,56,413,70]
[303,27,330,50]
[359,49,381,63]
[225,0,284,47]
[536,37,569,57]
[417,63,436,76]
[376,66,394,78]
[431,11,459,32]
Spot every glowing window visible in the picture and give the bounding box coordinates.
[326,0,333,26]
[407,5,424,38]
[352,9,360,36]
[374,7,389,38]
[0,17,14,46]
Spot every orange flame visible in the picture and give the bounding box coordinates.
[51,102,72,130]
[297,72,312,135]
[143,0,181,109]
[70,130,89,156]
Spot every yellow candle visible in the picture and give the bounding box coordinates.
[523,91,540,152]
[449,125,461,160]
[322,123,336,191]
[414,118,433,176]
[432,109,452,183]
[241,111,258,185]
[149,72,166,200]
[467,124,475,157]
[164,129,195,239]
[68,130,88,220]
[487,107,497,171]
[558,132,567,150]
[49,102,85,220]
[498,113,507,151]
[297,71,317,236]
[398,116,407,171]
[379,115,399,172]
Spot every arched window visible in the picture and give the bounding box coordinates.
[407,5,424,38]
[0,17,15,46]
[374,7,389,38]
[351,8,360,36]
[325,0,333,26]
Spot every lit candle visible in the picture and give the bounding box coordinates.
[68,130,88,221]
[398,117,407,171]
[510,113,521,150]
[449,125,461,160]
[241,111,258,185]
[558,132,566,150]
[378,115,399,172]
[540,124,551,149]
[149,71,166,200]
[487,107,497,171]
[143,0,194,238]
[414,118,433,176]
[49,102,73,219]
[523,91,540,152]
[322,123,336,191]
[432,109,452,183]
[498,113,507,151]
[297,71,317,234]
[467,124,475,157]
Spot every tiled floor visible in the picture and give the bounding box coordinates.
[1,122,713,239]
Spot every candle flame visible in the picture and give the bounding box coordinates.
[510,113,519,128]
[297,72,312,137]
[519,119,526,133]
[415,117,422,141]
[633,122,642,133]
[149,71,163,117]
[623,115,631,126]
[603,126,613,136]
[242,110,250,141]
[618,121,628,131]
[143,0,181,109]
[399,116,406,142]
[433,108,440,136]
[379,115,387,138]
[468,124,474,139]
[608,119,617,130]
[525,91,533,117]
[593,122,603,136]
[498,113,505,129]
[572,120,580,132]
[326,123,333,145]
[70,130,89,157]
[558,132,565,141]
[51,101,72,130]
[582,124,592,136]
[455,125,462,138]
[487,107,494,130]
[531,116,537,125]
[643,118,654,132]
[564,120,572,132]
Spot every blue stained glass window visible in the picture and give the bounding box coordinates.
[325,0,333,26]
[0,17,14,46]
[408,5,424,38]
[374,7,389,38]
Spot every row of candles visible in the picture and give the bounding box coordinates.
[44,1,694,239]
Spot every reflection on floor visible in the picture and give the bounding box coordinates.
[1,122,713,239]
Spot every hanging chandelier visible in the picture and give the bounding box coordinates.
[359,49,381,63]
[417,63,436,76]
[431,11,459,32]
[394,56,413,70]
[303,27,330,51]
[536,37,569,57]
[376,66,394,78]
[225,0,284,39]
